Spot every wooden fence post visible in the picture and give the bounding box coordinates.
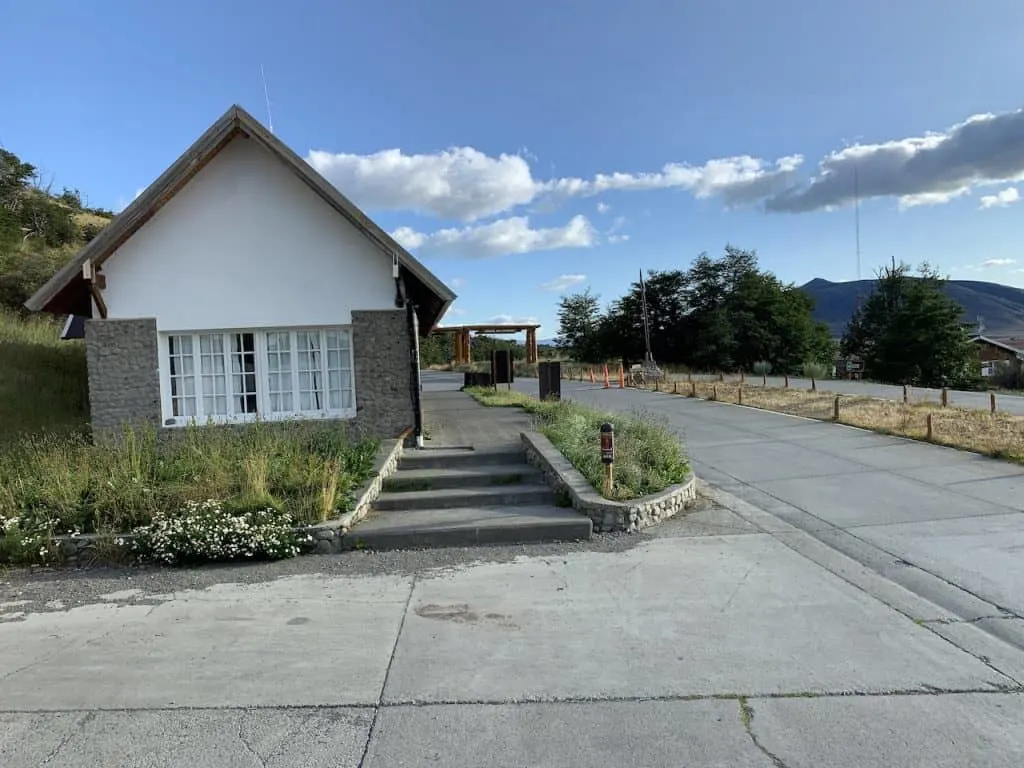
[712,384,718,401]
[784,374,789,388]
[941,387,948,407]
[673,380,678,394]
[719,372,725,382]
[833,396,840,422]
[691,380,697,397]
[738,385,743,405]
[811,377,817,392]
[903,384,908,404]
[762,373,767,387]
[926,412,933,441]
[991,392,997,414]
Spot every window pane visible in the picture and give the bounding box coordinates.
[229,333,258,414]
[323,328,353,411]
[168,334,198,420]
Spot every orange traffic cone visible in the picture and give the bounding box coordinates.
[603,364,610,388]
[589,368,595,383]
[618,366,625,388]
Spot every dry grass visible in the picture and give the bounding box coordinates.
[638,379,1024,464]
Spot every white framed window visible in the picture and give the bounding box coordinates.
[160,327,356,425]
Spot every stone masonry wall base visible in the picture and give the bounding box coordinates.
[520,430,697,533]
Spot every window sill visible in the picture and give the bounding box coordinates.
[162,410,357,428]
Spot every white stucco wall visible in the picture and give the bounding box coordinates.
[100,136,397,332]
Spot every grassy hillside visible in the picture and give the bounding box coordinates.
[802,277,1024,336]
[0,309,89,441]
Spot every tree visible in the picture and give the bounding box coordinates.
[842,259,979,388]
[555,289,603,361]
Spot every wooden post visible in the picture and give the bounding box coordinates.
[740,370,745,384]
[811,377,817,392]
[833,396,840,422]
[673,380,678,394]
[926,412,933,441]
[941,387,948,407]
[738,385,743,405]
[903,384,908,404]
[712,384,718,401]
[762,373,767,387]
[991,392,997,414]
[784,374,789,388]
[691,380,697,397]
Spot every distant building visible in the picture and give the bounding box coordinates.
[969,335,1024,378]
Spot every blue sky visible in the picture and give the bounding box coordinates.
[4,1,1024,338]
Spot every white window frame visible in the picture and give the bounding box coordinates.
[159,326,357,426]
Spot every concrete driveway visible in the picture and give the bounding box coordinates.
[512,375,1024,651]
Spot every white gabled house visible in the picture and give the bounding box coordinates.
[27,104,455,441]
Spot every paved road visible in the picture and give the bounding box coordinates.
[513,375,1024,650]
[3,499,1024,766]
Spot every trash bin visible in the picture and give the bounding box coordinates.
[538,361,561,400]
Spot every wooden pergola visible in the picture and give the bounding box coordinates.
[433,323,541,365]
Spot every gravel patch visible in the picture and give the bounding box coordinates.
[0,499,756,618]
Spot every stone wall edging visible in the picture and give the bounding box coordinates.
[48,433,408,565]
[521,430,696,533]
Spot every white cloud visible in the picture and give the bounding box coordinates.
[307,146,542,222]
[540,274,587,292]
[391,215,596,259]
[488,314,540,325]
[765,108,1024,213]
[596,201,611,214]
[980,187,1021,209]
[441,305,467,318]
[608,234,630,244]
[449,277,466,289]
[113,186,145,213]
[981,258,1016,267]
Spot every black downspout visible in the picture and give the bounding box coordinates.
[406,300,423,446]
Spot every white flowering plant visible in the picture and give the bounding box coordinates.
[0,512,59,565]
[131,499,303,565]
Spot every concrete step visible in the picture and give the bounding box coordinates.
[348,504,593,550]
[373,482,553,512]
[382,464,539,493]
[400,446,524,470]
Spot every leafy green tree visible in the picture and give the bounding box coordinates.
[555,288,603,361]
[841,259,979,388]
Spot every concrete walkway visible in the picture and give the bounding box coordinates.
[511,374,1024,652]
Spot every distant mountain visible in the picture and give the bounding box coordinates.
[800,278,1024,337]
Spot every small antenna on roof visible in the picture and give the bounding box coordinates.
[260,64,274,134]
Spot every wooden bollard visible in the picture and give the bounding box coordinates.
[738,384,743,405]
[941,387,948,407]
[903,384,908,404]
[811,377,817,392]
[691,380,697,397]
[833,395,840,422]
[712,384,718,401]
[762,373,767,387]
[740,370,745,383]
[991,392,997,414]
[784,374,789,388]
[926,412,933,441]
[673,380,678,394]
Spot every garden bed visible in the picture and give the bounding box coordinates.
[0,422,400,566]
[464,387,691,503]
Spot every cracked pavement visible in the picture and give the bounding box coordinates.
[3,499,1024,766]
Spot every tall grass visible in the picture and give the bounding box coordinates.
[0,309,89,441]
[466,387,689,500]
[0,421,380,537]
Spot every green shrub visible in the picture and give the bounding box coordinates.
[752,360,772,375]
[801,361,829,379]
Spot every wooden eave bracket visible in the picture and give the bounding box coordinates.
[83,260,108,318]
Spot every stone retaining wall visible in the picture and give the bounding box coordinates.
[521,430,696,532]
[50,434,407,565]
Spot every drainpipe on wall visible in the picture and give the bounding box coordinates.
[394,253,424,448]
